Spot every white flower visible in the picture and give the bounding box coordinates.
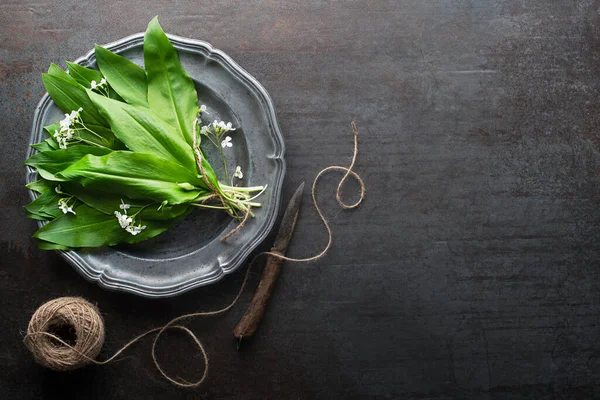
[59,116,72,130]
[213,120,235,132]
[114,211,133,229]
[55,107,83,149]
[221,121,235,131]
[199,104,209,114]
[58,199,76,215]
[221,136,233,148]
[54,185,62,194]
[58,199,67,214]
[200,125,210,135]
[125,224,146,236]
[233,166,243,179]
[119,199,130,211]
[92,78,106,90]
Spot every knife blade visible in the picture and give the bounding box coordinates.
[233,182,305,340]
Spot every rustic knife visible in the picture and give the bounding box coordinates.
[233,182,305,340]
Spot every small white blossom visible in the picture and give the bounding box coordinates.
[213,120,235,132]
[114,211,133,229]
[125,224,146,236]
[55,107,83,149]
[199,104,209,114]
[58,200,67,214]
[58,199,76,215]
[54,185,62,194]
[119,199,130,211]
[91,78,106,90]
[59,117,71,130]
[221,136,233,148]
[114,202,145,235]
[221,121,235,131]
[200,125,210,135]
[233,166,243,179]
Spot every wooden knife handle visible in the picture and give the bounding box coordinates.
[233,251,284,339]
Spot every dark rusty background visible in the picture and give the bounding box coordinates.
[1,1,600,399]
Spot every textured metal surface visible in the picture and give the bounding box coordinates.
[26,33,286,297]
[1,1,600,399]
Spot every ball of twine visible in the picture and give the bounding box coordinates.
[24,297,105,371]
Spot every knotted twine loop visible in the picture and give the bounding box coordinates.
[23,121,365,387]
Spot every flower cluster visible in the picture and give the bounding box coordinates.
[213,120,235,133]
[58,198,76,215]
[114,200,146,235]
[90,77,107,91]
[196,106,245,183]
[54,107,83,149]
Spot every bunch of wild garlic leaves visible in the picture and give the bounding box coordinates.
[25,17,264,251]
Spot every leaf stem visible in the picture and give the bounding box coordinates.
[220,184,264,192]
[191,203,229,210]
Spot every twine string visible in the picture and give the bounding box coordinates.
[24,121,365,387]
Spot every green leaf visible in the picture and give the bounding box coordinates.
[31,141,54,152]
[43,112,122,151]
[61,181,192,220]
[37,239,72,251]
[199,147,222,194]
[95,45,148,107]
[26,210,52,221]
[24,190,62,220]
[81,123,123,149]
[88,91,196,170]
[33,204,177,247]
[42,73,108,127]
[66,61,104,88]
[57,151,206,204]
[144,16,198,147]
[66,61,124,101]
[25,146,112,181]
[48,63,65,76]
[196,133,224,196]
[43,123,60,149]
[67,61,104,88]
[47,63,79,85]
[26,179,56,194]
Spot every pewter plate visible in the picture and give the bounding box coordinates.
[26,33,285,298]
